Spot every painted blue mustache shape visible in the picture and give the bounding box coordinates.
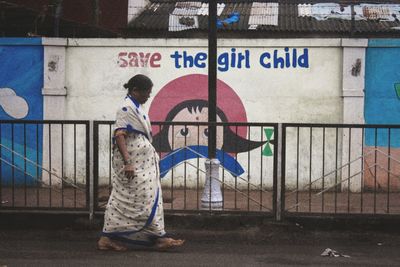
[159,145,245,178]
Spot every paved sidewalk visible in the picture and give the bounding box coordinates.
[1,221,400,267]
[3,187,400,215]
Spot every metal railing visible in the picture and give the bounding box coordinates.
[2,120,400,219]
[0,120,90,212]
[282,123,400,217]
[93,121,278,215]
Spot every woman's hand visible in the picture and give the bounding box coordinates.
[124,163,135,179]
[114,134,135,179]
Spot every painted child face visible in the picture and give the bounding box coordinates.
[167,106,223,149]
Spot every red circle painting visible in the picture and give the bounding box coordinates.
[148,74,266,177]
[149,74,247,138]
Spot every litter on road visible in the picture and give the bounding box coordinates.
[321,248,350,258]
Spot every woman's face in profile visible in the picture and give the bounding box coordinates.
[167,106,223,149]
[133,87,152,104]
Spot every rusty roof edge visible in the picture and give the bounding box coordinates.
[149,0,400,3]
[62,37,344,47]
[124,28,400,37]
[126,0,400,36]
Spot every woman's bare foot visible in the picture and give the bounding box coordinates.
[97,236,128,251]
[154,237,185,251]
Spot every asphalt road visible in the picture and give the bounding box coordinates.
[1,225,400,267]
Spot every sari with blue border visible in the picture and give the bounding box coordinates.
[102,95,165,245]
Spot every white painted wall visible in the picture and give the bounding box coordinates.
[341,39,367,193]
[42,38,67,187]
[64,38,343,123]
[41,38,365,191]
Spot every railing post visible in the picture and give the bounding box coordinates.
[276,123,284,221]
[89,120,95,222]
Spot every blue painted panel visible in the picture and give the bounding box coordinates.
[1,125,43,186]
[0,38,42,46]
[365,47,400,147]
[0,44,43,185]
[368,39,400,48]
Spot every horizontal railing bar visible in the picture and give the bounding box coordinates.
[153,122,279,127]
[283,212,400,218]
[94,120,279,127]
[0,209,90,213]
[92,209,275,216]
[283,123,400,129]
[0,120,90,124]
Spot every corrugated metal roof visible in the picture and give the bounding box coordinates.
[361,4,400,20]
[168,2,227,31]
[297,3,400,21]
[127,0,400,37]
[248,2,279,26]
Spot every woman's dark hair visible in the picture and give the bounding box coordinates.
[152,99,266,153]
[124,74,153,92]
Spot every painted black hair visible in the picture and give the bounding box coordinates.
[152,99,266,153]
[124,74,153,92]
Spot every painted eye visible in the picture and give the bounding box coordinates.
[203,128,209,138]
[176,127,190,137]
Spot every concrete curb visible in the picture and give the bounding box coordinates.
[1,211,400,234]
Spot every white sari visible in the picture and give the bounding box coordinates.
[102,95,165,246]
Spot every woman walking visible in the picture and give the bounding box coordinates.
[97,74,184,251]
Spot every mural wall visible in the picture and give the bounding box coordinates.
[64,39,343,188]
[0,38,44,185]
[364,39,400,191]
[3,38,400,192]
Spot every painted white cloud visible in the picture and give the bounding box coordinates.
[0,88,29,119]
